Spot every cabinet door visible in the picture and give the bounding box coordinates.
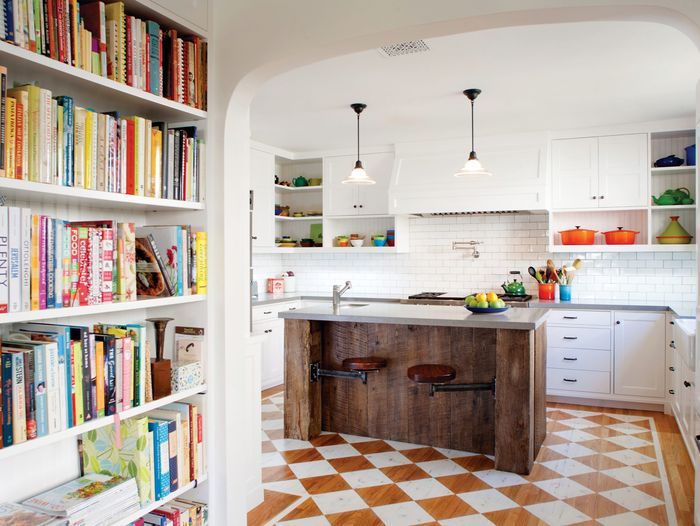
[250,148,276,247]
[551,137,599,210]
[680,358,694,437]
[323,155,359,216]
[253,319,285,390]
[614,311,665,398]
[598,134,648,208]
[356,152,394,215]
[671,335,682,418]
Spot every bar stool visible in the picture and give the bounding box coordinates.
[407,363,495,397]
[311,356,387,384]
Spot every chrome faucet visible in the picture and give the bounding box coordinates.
[333,281,352,314]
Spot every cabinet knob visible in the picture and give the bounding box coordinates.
[563,357,578,361]
[669,366,675,371]
[251,236,258,240]
[592,196,597,199]
[670,321,675,325]
[669,389,675,395]
[599,195,605,199]
[670,341,676,349]
[353,205,357,208]
[563,336,578,340]
[616,321,621,325]
[684,380,692,388]
[359,205,363,208]
[263,311,272,315]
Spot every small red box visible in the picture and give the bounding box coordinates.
[267,278,285,294]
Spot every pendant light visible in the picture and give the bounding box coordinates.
[343,103,376,185]
[455,88,492,177]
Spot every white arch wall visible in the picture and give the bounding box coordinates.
[204,1,700,523]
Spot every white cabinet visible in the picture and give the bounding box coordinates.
[252,301,300,390]
[552,134,648,210]
[671,319,697,467]
[613,311,665,398]
[323,152,393,216]
[250,148,276,247]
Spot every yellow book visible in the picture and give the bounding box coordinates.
[151,128,162,199]
[30,214,40,310]
[73,107,86,188]
[95,340,105,417]
[11,90,28,180]
[84,110,93,189]
[6,97,16,179]
[8,85,40,182]
[105,2,126,83]
[143,120,151,197]
[195,231,207,295]
[56,105,64,186]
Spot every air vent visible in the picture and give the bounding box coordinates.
[413,211,521,217]
[378,40,430,58]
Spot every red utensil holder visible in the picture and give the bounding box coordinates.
[538,282,555,300]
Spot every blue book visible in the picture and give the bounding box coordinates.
[143,514,168,526]
[146,21,160,95]
[32,343,48,437]
[1,353,13,447]
[3,0,13,42]
[56,96,74,186]
[148,419,171,500]
[151,418,178,492]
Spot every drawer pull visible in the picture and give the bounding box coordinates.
[669,366,675,371]
[563,357,578,361]
[263,311,273,315]
[563,336,578,340]
[563,378,578,383]
[669,389,675,395]
[288,307,297,310]
[670,341,676,349]
[684,380,692,388]
[563,316,578,320]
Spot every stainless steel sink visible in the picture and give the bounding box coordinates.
[341,303,370,308]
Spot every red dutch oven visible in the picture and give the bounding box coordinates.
[559,226,597,245]
[602,227,639,245]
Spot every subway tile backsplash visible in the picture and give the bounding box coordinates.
[253,212,697,302]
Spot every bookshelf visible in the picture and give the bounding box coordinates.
[0,0,211,523]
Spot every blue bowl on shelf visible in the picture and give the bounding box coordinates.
[654,155,684,168]
[465,305,510,314]
[372,238,387,247]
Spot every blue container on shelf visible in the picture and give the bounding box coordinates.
[685,145,696,167]
[559,284,572,302]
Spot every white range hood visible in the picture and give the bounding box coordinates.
[388,133,549,215]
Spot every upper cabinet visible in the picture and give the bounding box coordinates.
[324,152,394,216]
[250,148,276,247]
[552,134,648,210]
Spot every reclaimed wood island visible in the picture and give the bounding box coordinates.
[278,303,548,474]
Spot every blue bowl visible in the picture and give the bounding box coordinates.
[654,155,684,168]
[373,238,386,246]
[465,306,510,314]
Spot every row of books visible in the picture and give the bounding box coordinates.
[81,398,207,506]
[0,320,154,447]
[0,1,208,110]
[0,208,208,313]
[131,498,208,526]
[0,73,204,201]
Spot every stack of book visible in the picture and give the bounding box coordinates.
[0,208,208,313]
[81,396,207,506]
[141,499,208,526]
[21,474,140,525]
[0,502,65,525]
[0,70,204,201]
[0,1,207,110]
[0,320,151,447]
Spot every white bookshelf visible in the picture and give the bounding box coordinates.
[0,1,212,522]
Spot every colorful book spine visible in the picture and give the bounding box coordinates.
[38,215,47,309]
[1,353,13,447]
[44,340,61,433]
[8,207,21,313]
[95,340,104,418]
[46,216,55,308]
[122,336,132,410]
[33,344,48,437]
[23,349,37,440]
[0,207,8,313]
[20,208,31,312]
[72,340,83,425]
[148,419,170,501]
[195,232,206,295]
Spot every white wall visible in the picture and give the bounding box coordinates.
[254,213,696,302]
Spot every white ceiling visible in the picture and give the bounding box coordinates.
[250,21,700,153]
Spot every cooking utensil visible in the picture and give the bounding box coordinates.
[559,226,597,245]
[502,271,526,295]
[547,260,561,284]
[572,259,583,270]
[657,215,693,244]
[527,266,542,283]
[602,227,639,245]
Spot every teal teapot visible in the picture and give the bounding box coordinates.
[652,187,694,206]
[292,176,309,187]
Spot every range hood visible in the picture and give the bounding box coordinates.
[388,134,549,215]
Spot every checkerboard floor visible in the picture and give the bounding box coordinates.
[259,395,676,525]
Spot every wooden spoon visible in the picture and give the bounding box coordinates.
[565,267,577,284]
[547,259,561,284]
[572,258,583,270]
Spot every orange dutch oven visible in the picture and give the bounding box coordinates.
[602,227,639,245]
[559,226,597,245]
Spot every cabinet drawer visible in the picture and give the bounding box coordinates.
[547,326,611,350]
[547,368,610,394]
[547,348,611,372]
[548,309,611,327]
[252,301,300,322]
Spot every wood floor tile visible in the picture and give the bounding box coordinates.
[498,483,558,506]
[380,464,431,482]
[261,411,284,421]
[326,508,384,525]
[261,440,276,453]
[261,464,296,483]
[563,494,628,518]
[483,507,547,526]
[356,483,412,506]
[575,453,626,470]
[568,472,627,492]
[636,480,665,500]
[436,473,490,493]
[417,494,477,519]
[452,455,494,472]
[577,438,625,454]
[328,455,375,473]
[265,428,284,440]
[352,440,395,454]
[401,447,448,462]
[281,448,324,464]
[633,444,658,459]
[535,447,568,462]
[636,504,670,526]
[300,474,352,494]
[522,464,564,482]
[247,490,300,526]
[279,497,323,521]
[310,434,348,447]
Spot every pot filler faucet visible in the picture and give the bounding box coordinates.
[333,281,352,314]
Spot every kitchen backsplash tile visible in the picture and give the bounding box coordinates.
[253,212,697,302]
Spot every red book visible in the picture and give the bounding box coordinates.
[125,16,133,86]
[167,29,178,100]
[55,0,67,63]
[69,226,79,306]
[125,119,135,194]
[47,0,57,60]
[100,226,113,303]
[77,226,90,306]
[151,509,180,526]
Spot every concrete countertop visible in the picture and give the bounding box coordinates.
[278,302,549,330]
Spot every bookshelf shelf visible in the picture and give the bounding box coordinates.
[650,166,696,174]
[0,295,206,325]
[0,40,207,122]
[0,178,205,211]
[113,474,209,526]
[0,385,207,462]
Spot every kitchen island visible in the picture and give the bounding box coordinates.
[279,303,548,474]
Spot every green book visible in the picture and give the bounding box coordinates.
[81,415,153,505]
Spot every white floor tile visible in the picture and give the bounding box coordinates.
[270,396,284,404]
[534,477,593,499]
[339,433,376,443]
[261,451,287,468]
[607,422,649,435]
[597,512,658,525]
[397,478,452,500]
[551,429,598,443]
[311,489,368,515]
[416,459,468,477]
[261,403,279,413]
[385,439,427,450]
[272,438,313,451]
[289,460,337,479]
[540,458,595,477]
[457,489,518,513]
[261,418,283,430]
[603,449,655,466]
[472,469,527,488]
[601,466,659,486]
[546,442,597,458]
[365,451,411,468]
[340,469,392,489]
[600,487,664,511]
[558,417,599,429]
[558,408,600,417]
[435,447,479,459]
[316,444,361,459]
[526,500,591,525]
[277,517,330,526]
[604,413,649,423]
[372,501,435,526]
[262,478,307,496]
[605,435,651,449]
[440,516,495,526]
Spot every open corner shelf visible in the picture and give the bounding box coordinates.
[549,244,696,253]
[650,166,696,174]
[275,215,323,222]
[274,185,323,193]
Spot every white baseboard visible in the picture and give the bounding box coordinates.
[247,483,264,511]
[547,394,665,412]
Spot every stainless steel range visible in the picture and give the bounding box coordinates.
[401,291,532,307]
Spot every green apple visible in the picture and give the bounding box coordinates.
[477,301,489,308]
[465,295,475,304]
